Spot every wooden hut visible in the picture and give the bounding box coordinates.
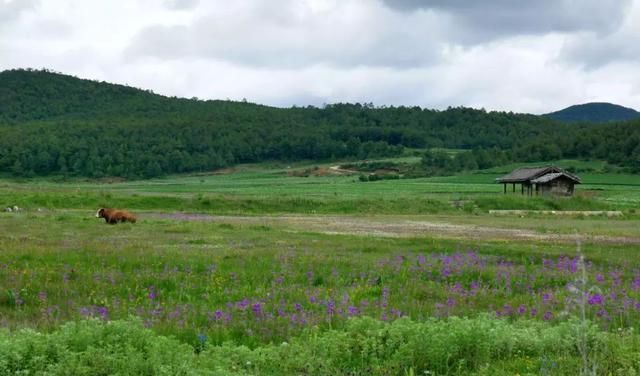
[496,167,581,196]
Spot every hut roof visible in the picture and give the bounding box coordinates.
[496,167,557,183]
[496,166,580,184]
[530,172,581,184]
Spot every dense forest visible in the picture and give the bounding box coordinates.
[0,68,639,179]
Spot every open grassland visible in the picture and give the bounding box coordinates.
[1,212,640,374]
[1,163,640,374]
[3,158,640,214]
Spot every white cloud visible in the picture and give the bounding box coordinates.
[0,0,38,24]
[164,0,198,10]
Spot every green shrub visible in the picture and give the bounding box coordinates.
[0,316,636,375]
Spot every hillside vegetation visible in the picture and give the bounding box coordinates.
[1,68,640,178]
[545,102,640,123]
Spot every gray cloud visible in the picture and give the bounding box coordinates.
[562,32,640,69]
[382,0,632,41]
[126,2,447,69]
[559,0,640,70]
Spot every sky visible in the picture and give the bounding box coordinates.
[1,0,639,114]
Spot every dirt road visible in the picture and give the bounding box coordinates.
[150,213,640,245]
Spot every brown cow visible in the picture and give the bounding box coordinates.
[95,208,137,224]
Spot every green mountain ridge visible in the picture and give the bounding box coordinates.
[1,68,640,179]
[0,68,274,123]
[544,102,640,123]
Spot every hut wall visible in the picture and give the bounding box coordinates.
[538,177,575,196]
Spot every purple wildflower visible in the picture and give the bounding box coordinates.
[381,287,389,308]
[609,271,622,286]
[517,304,527,315]
[446,297,456,308]
[596,309,610,320]
[326,300,336,316]
[236,299,250,310]
[96,306,109,319]
[588,294,604,306]
[569,258,578,273]
[251,302,263,317]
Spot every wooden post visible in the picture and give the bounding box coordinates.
[504,183,506,194]
[521,184,524,195]
[513,183,515,193]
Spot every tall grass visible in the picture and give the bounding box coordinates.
[1,315,638,375]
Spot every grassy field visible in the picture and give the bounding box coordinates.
[1,161,640,374]
[3,158,640,213]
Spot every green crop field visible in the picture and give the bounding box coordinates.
[1,162,640,374]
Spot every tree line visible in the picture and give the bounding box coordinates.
[0,69,638,178]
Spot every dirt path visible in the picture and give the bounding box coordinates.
[149,213,640,245]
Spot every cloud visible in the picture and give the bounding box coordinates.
[1,0,640,113]
[126,0,448,69]
[560,1,640,69]
[562,33,640,69]
[163,0,198,10]
[0,0,38,24]
[381,0,632,42]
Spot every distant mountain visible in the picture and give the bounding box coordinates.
[544,102,640,123]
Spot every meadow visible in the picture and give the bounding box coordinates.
[1,161,640,374]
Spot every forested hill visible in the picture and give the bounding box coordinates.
[0,68,278,123]
[544,102,640,123]
[0,68,639,179]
